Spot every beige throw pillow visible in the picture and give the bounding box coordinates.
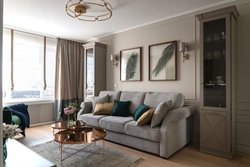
[150,100,172,128]
[93,102,114,115]
[136,108,155,126]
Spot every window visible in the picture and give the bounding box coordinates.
[2,29,56,101]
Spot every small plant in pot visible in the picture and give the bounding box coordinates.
[64,100,79,127]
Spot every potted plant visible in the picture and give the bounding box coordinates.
[64,100,79,127]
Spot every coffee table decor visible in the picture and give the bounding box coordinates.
[30,141,144,167]
[64,100,79,127]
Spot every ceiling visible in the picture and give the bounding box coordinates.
[3,0,237,42]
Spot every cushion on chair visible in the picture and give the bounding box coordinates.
[12,115,21,125]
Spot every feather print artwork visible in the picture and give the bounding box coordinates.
[125,52,138,80]
[151,43,175,77]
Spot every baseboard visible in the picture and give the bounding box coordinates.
[30,121,56,127]
[237,143,250,154]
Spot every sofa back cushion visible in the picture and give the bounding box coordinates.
[99,91,121,102]
[119,91,146,115]
[144,92,184,109]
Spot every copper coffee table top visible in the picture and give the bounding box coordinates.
[52,121,106,144]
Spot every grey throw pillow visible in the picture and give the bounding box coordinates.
[91,94,109,112]
[151,100,172,128]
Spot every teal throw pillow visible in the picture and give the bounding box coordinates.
[111,100,130,117]
[133,104,149,121]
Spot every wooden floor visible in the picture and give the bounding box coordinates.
[16,124,250,167]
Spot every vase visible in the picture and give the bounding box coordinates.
[3,139,7,161]
[68,113,76,127]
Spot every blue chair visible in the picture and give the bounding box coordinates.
[2,103,30,137]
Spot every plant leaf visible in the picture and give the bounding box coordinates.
[151,43,175,77]
[126,52,138,80]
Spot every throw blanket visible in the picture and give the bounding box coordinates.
[4,103,30,128]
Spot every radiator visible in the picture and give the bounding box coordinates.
[27,102,55,126]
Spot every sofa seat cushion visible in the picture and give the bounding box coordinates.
[79,113,107,127]
[99,116,134,133]
[124,121,160,142]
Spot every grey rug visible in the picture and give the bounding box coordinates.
[30,141,144,167]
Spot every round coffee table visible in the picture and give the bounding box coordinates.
[52,121,106,165]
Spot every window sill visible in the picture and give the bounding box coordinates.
[3,98,54,106]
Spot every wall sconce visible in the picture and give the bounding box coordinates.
[110,54,118,68]
[179,42,188,63]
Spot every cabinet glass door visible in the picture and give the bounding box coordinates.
[86,48,94,98]
[203,18,226,108]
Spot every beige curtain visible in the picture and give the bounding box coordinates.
[54,38,84,121]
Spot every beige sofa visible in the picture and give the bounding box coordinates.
[77,90,196,158]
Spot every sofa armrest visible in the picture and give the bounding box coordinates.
[3,109,12,124]
[160,105,196,130]
[167,105,196,123]
[159,105,196,158]
[77,101,92,119]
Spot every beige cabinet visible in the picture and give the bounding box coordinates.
[196,6,239,158]
[83,42,107,99]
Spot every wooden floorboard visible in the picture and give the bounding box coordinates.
[16,124,250,167]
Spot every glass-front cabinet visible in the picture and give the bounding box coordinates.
[84,42,107,100]
[196,6,239,158]
[203,18,227,109]
[86,48,94,97]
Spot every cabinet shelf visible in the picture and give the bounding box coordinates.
[205,84,226,86]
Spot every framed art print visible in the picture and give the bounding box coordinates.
[149,41,177,81]
[120,47,142,81]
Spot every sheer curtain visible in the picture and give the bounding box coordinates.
[54,38,84,121]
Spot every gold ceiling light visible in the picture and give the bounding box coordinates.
[65,0,112,22]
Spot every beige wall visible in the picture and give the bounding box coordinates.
[235,3,250,153]
[94,2,250,153]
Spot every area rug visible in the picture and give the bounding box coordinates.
[30,141,144,167]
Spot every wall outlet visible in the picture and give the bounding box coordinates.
[196,127,200,133]
[114,84,118,88]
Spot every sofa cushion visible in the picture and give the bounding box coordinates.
[111,100,130,117]
[119,91,146,116]
[91,94,109,112]
[136,108,155,126]
[79,113,106,127]
[133,104,149,121]
[99,91,121,102]
[125,121,160,142]
[151,101,172,128]
[144,92,184,109]
[93,102,114,115]
[99,116,134,133]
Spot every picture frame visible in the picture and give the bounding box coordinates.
[149,41,177,81]
[120,47,142,81]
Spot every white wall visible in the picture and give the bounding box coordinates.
[94,2,250,153]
